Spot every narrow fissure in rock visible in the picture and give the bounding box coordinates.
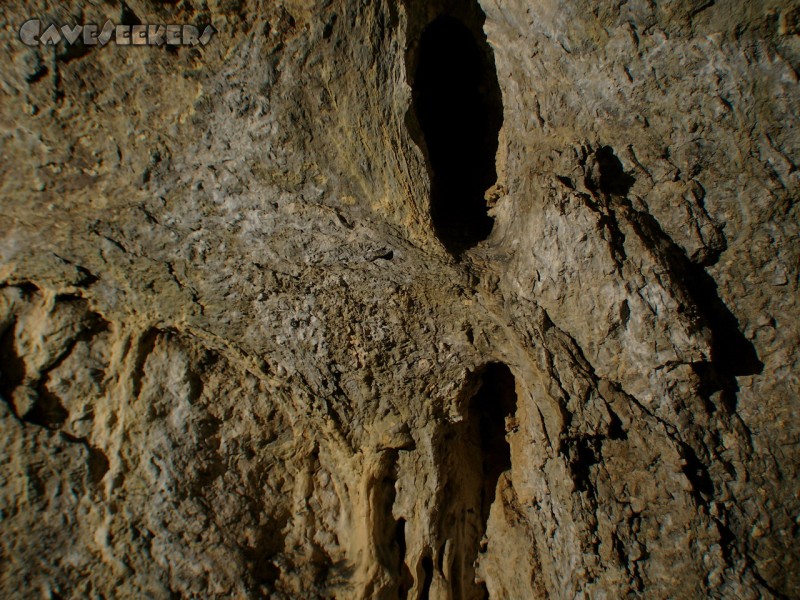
[394,518,413,599]
[442,362,517,599]
[0,319,26,418]
[420,555,434,600]
[409,5,503,254]
[472,364,515,524]
[373,457,413,598]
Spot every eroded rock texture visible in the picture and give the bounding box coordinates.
[0,0,798,598]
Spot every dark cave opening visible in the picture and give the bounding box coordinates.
[410,9,503,253]
[470,363,516,539]
[441,362,518,599]
[374,457,414,599]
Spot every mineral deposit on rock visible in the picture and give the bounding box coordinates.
[0,0,797,598]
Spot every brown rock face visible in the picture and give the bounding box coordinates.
[0,0,797,598]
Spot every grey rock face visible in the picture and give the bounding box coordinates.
[0,0,797,598]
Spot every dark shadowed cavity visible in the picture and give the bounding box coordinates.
[411,11,503,253]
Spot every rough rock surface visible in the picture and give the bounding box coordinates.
[0,0,798,598]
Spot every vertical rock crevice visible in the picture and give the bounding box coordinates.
[437,362,518,599]
[420,554,434,600]
[406,2,504,254]
[371,454,414,598]
[0,318,26,419]
[394,518,413,599]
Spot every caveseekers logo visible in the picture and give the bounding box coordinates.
[19,19,217,47]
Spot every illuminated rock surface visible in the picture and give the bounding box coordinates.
[0,0,798,598]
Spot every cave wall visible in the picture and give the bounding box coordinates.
[0,0,798,598]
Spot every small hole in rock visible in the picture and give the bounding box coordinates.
[590,146,635,196]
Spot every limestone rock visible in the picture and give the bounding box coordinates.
[0,0,797,598]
